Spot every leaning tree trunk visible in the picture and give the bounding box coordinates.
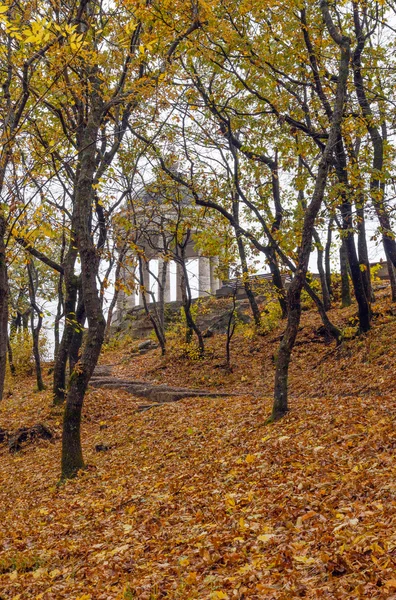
[272,18,350,420]
[0,215,8,401]
[61,114,106,480]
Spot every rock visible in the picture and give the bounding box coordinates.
[138,340,158,351]
[203,309,252,337]
[90,376,240,406]
[93,365,114,377]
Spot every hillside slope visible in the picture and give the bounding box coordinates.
[0,287,395,599]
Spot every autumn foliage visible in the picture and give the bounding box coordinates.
[0,288,395,599]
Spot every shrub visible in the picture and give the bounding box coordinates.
[8,330,49,377]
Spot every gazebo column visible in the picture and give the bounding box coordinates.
[198,256,211,297]
[210,257,221,294]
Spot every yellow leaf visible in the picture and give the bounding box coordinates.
[245,454,255,464]
[179,557,190,567]
[210,592,229,600]
[185,571,197,584]
[49,568,61,579]
[294,555,316,565]
[32,567,47,579]
[257,534,275,543]
[385,580,396,588]
[225,495,236,509]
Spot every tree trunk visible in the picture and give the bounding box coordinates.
[178,249,204,356]
[69,290,86,374]
[303,281,342,343]
[7,336,15,376]
[0,216,8,401]
[104,245,127,343]
[313,228,331,310]
[30,309,45,391]
[27,261,45,391]
[138,256,166,355]
[268,247,288,318]
[340,210,370,330]
[356,200,374,302]
[225,288,237,371]
[352,9,396,270]
[385,251,396,302]
[340,238,351,308]
[325,217,333,297]
[54,272,64,360]
[61,114,106,480]
[272,280,302,420]
[52,256,78,405]
[235,229,262,327]
[272,20,350,419]
[334,133,371,331]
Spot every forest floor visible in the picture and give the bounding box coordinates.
[0,286,396,599]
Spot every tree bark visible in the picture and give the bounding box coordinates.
[104,245,127,343]
[272,17,350,420]
[178,245,204,356]
[234,229,262,327]
[356,200,374,302]
[61,113,106,480]
[352,5,396,270]
[313,228,331,310]
[52,252,78,405]
[27,261,45,391]
[385,251,396,303]
[138,255,166,355]
[69,289,86,374]
[0,215,8,401]
[340,238,351,308]
[334,133,371,331]
[339,197,370,330]
[325,217,333,298]
[7,336,15,376]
